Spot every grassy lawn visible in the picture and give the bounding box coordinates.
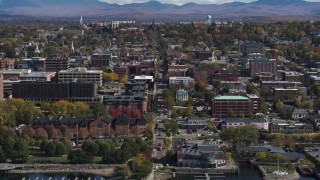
[263,165,288,173]
[27,154,103,164]
[28,155,69,164]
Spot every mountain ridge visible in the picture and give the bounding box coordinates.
[1,0,320,19]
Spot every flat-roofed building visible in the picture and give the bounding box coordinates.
[91,53,112,69]
[220,119,268,130]
[269,122,313,134]
[260,81,300,96]
[246,94,260,113]
[169,77,194,88]
[178,117,208,129]
[58,67,103,86]
[0,69,31,80]
[272,88,299,102]
[12,82,98,105]
[45,54,70,72]
[249,59,277,76]
[20,72,56,82]
[212,95,253,118]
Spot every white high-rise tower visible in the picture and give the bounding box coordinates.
[71,41,75,53]
[80,16,83,26]
[208,15,212,25]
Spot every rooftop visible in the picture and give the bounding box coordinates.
[20,72,56,78]
[213,95,249,101]
[170,77,194,80]
[59,67,102,73]
[222,118,267,123]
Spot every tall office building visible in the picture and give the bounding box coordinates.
[45,54,70,72]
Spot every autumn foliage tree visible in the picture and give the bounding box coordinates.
[78,128,89,139]
[21,126,35,138]
[194,77,207,92]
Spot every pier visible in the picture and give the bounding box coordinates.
[172,167,239,180]
[0,164,16,174]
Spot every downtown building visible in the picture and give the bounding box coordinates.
[249,59,277,76]
[91,52,113,69]
[58,67,103,86]
[45,54,70,72]
[12,82,101,105]
[211,96,253,118]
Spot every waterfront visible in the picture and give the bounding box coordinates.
[176,162,317,180]
[0,162,317,180]
[0,173,110,180]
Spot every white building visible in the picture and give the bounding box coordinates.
[292,108,309,120]
[133,75,154,83]
[169,77,194,88]
[58,67,102,86]
[176,89,188,102]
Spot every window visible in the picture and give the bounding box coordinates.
[97,123,103,129]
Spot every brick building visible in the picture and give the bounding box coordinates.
[103,94,148,114]
[45,54,70,72]
[168,64,188,77]
[0,58,15,70]
[89,114,111,137]
[212,96,253,118]
[32,114,147,138]
[240,41,264,55]
[91,53,113,69]
[113,113,147,135]
[272,88,299,102]
[260,81,300,96]
[249,59,277,76]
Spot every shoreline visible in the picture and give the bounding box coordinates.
[7,164,117,177]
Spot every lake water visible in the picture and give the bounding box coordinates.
[0,163,317,180]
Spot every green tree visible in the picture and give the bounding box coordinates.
[128,154,153,178]
[255,152,267,162]
[68,149,94,164]
[63,139,73,153]
[220,125,259,149]
[13,138,29,162]
[55,142,67,156]
[1,136,15,160]
[82,140,99,156]
[45,141,57,156]
[0,147,6,162]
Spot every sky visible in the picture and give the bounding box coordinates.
[99,0,320,5]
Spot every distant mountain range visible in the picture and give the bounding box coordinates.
[1,0,320,20]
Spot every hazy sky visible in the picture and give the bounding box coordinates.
[99,0,320,5]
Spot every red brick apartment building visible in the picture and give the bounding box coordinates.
[32,114,147,138]
[212,96,253,118]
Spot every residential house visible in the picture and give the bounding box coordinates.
[269,122,313,134]
[176,89,188,102]
[178,117,208,129]
[291,108,308,120]
[89,114,111,137]
[113,113,147,136]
